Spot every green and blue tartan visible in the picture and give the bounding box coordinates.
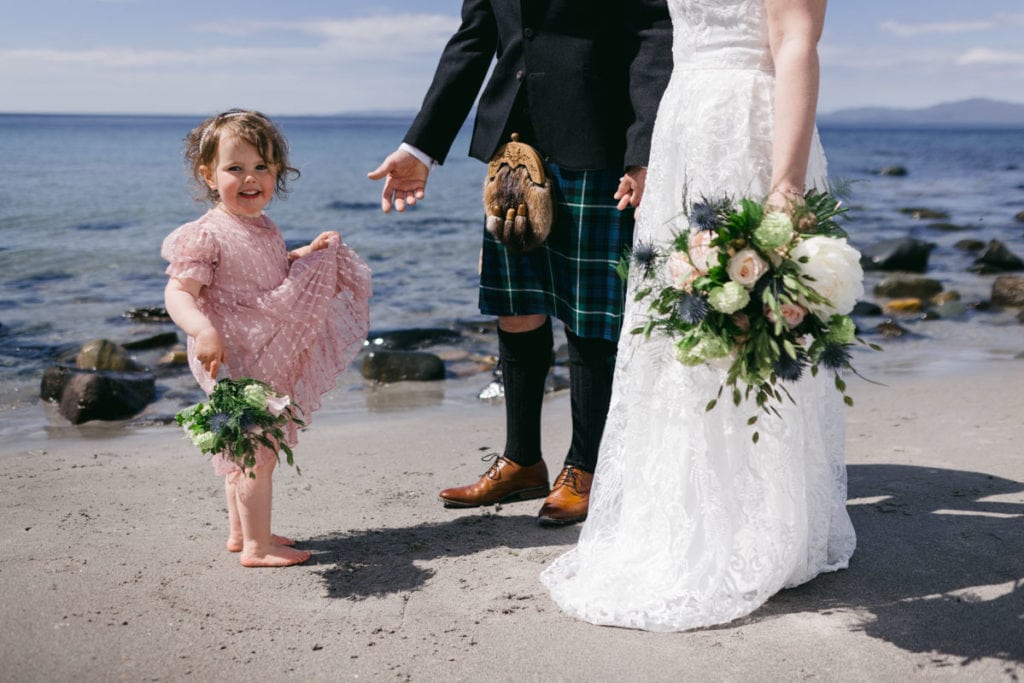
[479,165,634,342]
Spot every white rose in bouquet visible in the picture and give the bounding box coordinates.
[790,236,864,317]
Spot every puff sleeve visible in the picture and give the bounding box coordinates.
[161,220,218,286]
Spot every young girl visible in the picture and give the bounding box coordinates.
[162,109,371,567]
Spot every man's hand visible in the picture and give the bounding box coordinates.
[613,166,648,211]
[367,149,430,213]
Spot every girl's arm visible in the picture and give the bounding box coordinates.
[288,231,340,261]
[164,276,226,376]
[765,0,827,208]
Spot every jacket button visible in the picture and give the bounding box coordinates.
[515,69,524,81]
[524,28,535,39]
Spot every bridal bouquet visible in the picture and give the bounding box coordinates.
[175,378,303,476]
[622,190,875,441]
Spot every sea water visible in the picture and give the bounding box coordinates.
[1,114,1023,438]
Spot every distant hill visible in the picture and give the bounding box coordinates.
[819,98,1024,128]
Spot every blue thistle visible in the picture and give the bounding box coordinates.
[819,342,851,370]
[676,293,710,325]
[632,241,659,277]
[690,195,731,231]
[209,412,230,432]
[773,351,807,382]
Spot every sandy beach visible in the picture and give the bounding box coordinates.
[1,363,1022,682]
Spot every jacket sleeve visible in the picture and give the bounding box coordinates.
[403,0,498,165]
[623,0,673,169]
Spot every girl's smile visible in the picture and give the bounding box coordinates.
[201,135,278,218]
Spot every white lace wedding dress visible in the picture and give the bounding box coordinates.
[540,0,856,632]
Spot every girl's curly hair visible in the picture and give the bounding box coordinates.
[184,109,300,204]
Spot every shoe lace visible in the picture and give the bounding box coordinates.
[554,466,584,493]
[480,452,503,480]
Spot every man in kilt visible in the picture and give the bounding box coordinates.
[369,0,672,525]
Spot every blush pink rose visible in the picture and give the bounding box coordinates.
[726,248,769,288]
[687,230,720,273]
[765,302,808,329]
[666,251,698,291]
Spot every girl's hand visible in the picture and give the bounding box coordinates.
[195,326,226,377]
[309,231,339,252]
[288,231,339,261]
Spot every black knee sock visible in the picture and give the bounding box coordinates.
[498,319,553,467]
[564,329,617,473]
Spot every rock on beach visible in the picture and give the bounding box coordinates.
[860,238,934,273]
[992,275,1024,307]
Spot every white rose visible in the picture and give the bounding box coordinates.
[726,248,770,288]
[790,236,864,317]
[265,394,291,416]
[666,251,697,291]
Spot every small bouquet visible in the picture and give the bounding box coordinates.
[175,378,303,476]
[621,189,877,441]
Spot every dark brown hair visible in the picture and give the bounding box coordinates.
[184,109,300,204]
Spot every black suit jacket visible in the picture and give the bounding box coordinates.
[403,0,673,171]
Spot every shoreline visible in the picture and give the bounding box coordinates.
[1,363,1022,680]
[5,307,1024,447]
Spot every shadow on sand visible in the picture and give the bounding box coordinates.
[304,512,576,599]
[306,464,1023,665]
[757,463,1024,665]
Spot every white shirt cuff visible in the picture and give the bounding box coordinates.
[399,143,437,171]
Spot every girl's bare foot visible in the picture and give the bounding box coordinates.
[226,533,295,553]
[239,542,311,568]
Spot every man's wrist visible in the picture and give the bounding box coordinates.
[399,142,437,171]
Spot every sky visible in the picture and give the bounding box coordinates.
[1,0,1022,116]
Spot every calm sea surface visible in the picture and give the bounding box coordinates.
[1,114,1023,440]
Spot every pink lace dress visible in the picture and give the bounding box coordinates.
[162,208,372,474]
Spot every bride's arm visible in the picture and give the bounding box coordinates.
[765,0,827,207]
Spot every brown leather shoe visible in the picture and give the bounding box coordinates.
[537,466,593,526]
[439,455,549,508]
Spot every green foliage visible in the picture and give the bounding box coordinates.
[175,378,305,478]
[629,187,877,440]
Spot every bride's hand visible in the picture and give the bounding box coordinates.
[766,186,804,212]
[614,167,647,210]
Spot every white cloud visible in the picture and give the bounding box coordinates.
[957,47,1024,65]
[0,13,465,113]
[820,44,951,70]
[1,14,460,70]
[3,47,201,68]
[191,14,459,55]
[880,19,994,36]
[880,12,1024,37]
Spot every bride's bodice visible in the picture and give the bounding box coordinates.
[670,0,772,72]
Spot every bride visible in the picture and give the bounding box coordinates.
[540,0,856,631]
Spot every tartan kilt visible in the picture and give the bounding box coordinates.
[479,165,634,342]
